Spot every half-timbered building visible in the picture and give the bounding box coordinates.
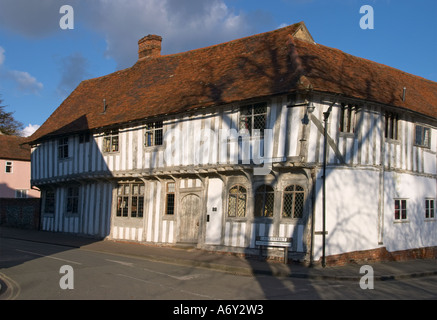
[28,22,437,264]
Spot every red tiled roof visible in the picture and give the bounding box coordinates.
[0,135,31,161]
[28,22,437,144]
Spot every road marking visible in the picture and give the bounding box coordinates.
[141,266,205,281]
[0,273,21,300]
[115,273,217,299]
[105,259,134,267]
[16,249,82,265]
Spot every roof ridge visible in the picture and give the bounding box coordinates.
[307,40,437,85]
[134,22,305,62]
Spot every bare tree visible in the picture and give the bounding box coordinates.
[0,96,23,135]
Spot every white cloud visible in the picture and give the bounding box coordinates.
[0,47,44,94]
[21,123,41,137]
[7,70,44,94]
[0,0,257,69]
[80,0,254,69]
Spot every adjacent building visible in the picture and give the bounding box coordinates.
[27,22,437,264]
[0,134,39,199]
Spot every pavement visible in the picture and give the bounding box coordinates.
[1,226,437,282]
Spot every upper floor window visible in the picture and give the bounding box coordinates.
[254,185,274,218]
[103,130,119,153]
[282,185,305,219]
[239,102,267,137]
[145,121,163,147]
[339,104,356,134]
[79,132,90,144]
[228,185,247,217]
[58,137,69,159]
[385,112,399,140]
[415,125,431,148]
[5,161,12,173]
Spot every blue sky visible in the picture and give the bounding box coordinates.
[0,0,436,136]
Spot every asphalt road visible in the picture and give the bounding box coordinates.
[1,237,437,302]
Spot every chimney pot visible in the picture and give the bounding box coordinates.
[138,34,162,60]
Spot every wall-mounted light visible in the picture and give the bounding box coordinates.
[307,102,315,114]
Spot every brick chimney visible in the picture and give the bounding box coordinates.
[138,34,162,59]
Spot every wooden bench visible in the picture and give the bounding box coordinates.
[255,236,293,264]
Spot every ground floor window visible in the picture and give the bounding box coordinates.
[254,185,274,218]
[394,199,407,221]
[425,199,435,219]
[165,182,176,215]
[44,190,55,214]
[228,185,247,217]
[66,186,79,215]
[117,183,144,218]
[282,185,305,219]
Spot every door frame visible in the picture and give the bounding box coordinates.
[177,191,203,244]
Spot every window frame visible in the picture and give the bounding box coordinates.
[425,199,435,220]
[414,125,431,148]
[282,184,305,219]
[238,102,268,138]
[58,137,69,160]
[15,189,28,199]
[254,185,274,218]
[103,130,119,153]
[165,182,176,216]
[5,161,13,173]
[339,104,357,134]
[385,112,399,141]
[144,121,163,147]
[394,199,408,222]
[44,190,56,214]
[66,186,80,215]
[116,183,145,218]
[227,185,247,218]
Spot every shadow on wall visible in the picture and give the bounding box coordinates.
[32,115,113,239]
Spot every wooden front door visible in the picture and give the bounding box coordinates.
[179,194,201,243]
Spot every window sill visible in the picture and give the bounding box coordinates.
[385,138,401,145]
[226,217,248,222]
[339,132,356,138]
[393,220,409,224]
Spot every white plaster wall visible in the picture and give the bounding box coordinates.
[383,172,437,252]
[313,167,380,260]
[205,178,224,245]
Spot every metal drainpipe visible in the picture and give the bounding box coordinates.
[321,97,339,268]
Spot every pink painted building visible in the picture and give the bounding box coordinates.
[0,135,40,199]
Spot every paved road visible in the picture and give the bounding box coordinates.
[1,238,437,301]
